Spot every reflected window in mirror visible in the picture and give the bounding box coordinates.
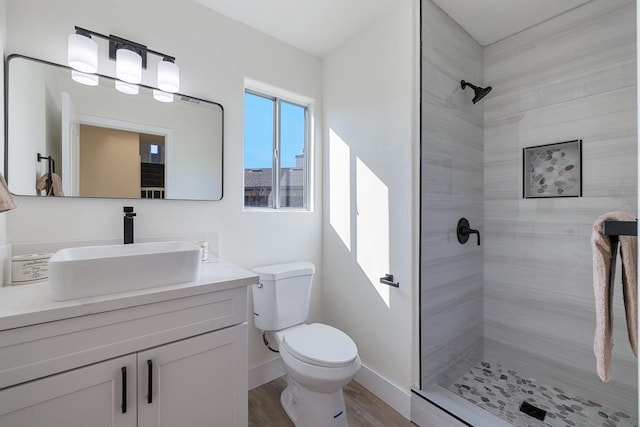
[243,89,309,209]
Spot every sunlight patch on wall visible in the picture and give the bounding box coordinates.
[356,157,390,307]
[329,129,351,251]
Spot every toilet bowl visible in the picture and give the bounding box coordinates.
[252,262,361,427]
[274,323,361,426]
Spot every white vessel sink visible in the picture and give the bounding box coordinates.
[49,241,202,301]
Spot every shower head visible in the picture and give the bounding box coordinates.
[461,80,492,104]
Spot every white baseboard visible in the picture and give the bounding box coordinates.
[248,356,285,390]
[355,364,412,419]
[249,358,411,420]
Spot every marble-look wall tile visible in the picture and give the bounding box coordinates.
[420,0,484,388]
[484,0,635,121]
[483,0,637,415]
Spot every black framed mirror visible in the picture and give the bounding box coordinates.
[5,54,223,201]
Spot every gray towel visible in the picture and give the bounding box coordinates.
[591,211,637,382]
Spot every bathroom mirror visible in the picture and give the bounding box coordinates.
[5,55,223,201]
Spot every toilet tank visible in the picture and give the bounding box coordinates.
[251,262,315,331]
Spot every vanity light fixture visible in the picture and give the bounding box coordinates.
[67,26,180,95]
[115,48,142,84]
[67,30,98,73]
[157,59,180,93]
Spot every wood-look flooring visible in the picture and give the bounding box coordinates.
[249,376,416,427]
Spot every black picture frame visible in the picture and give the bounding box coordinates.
[523,140,582,198]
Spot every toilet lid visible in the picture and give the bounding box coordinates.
[282,323,358,368]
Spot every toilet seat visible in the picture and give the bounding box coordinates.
[282,323,358,368]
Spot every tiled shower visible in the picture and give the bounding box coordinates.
[418,0,638,425]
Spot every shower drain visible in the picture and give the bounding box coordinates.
[519,401,547,421]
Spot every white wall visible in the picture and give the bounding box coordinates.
[484,0,637,414]
[7,62,48,195]
[4,0,323,375]
[322,0,418,401]
[0,0,7,244]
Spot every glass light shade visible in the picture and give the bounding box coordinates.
[116,48,142,84]
[71,70,99,86]
[153,89,174,103]
[157,60,180,93]
[68,33,98,73]
[115,80,139,95]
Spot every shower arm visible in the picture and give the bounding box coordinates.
[457,218,480,246]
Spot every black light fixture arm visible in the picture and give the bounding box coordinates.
[457,218,480,246]
[74,26,176,63]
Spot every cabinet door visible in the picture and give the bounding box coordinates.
[0,354,136,427]
[138,323,248,427]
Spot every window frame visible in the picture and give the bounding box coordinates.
[243,88,311,211]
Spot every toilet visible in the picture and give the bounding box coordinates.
[252,262,361,427]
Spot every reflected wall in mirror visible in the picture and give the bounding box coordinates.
[6,55,223,201]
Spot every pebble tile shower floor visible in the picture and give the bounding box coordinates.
[446,360,637,427]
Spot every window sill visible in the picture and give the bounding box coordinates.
[242,207,313,213]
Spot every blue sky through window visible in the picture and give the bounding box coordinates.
[244,92,305,169]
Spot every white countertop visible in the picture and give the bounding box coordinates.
[0,261,258,331]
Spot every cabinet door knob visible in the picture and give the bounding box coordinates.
[147,359,153,404]
[121,366,127,414]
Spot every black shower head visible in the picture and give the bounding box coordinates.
[461,80,492,104]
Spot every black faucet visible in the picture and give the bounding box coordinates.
[123,206,136,244]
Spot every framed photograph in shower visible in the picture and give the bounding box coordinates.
[523,140,582,198]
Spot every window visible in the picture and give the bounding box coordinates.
[244,90,309,209]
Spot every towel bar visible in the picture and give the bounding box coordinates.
[603,220,637,236]
[36,153,56,196]
[379,273,399,288]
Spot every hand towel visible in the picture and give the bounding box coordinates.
[35,173,64,196]
[591,211,637,382]
[0,173,16,212]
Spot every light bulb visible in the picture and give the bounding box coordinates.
[157,60,179,93]
[116,48,142,84]
[68,33,98,73]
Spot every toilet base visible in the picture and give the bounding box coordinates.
[280,376,349,427]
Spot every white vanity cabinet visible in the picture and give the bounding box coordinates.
[0,325,246,427]
[0,354,137,427]
[137,324,247,427]
[0,263,256,427]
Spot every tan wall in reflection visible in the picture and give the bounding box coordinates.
[79,125,141,198]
